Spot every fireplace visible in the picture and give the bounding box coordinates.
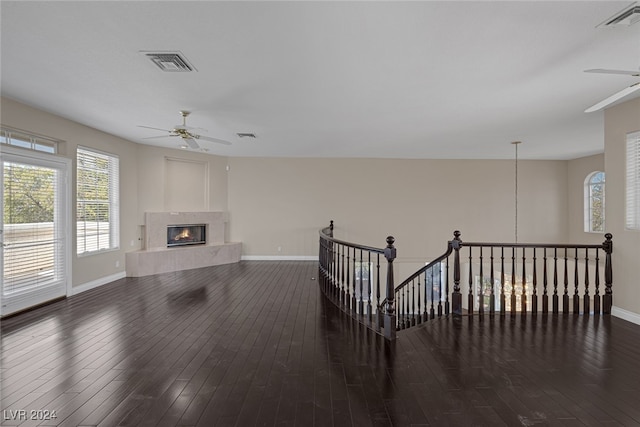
[167,224,206,247]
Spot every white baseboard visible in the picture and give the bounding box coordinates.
[70,271,126,296]
[241,255,319,261]
[612,305,640,326]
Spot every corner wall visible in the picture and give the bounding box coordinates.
[604,97,640,320]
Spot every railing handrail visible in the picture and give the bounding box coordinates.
[395,245,453,291]
[320,222,386,255]
[460,241,608,250]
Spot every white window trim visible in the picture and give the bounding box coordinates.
[76,146,120,256]
[584,171,605,233]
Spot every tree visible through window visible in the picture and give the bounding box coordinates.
[584,171,605,233]
[76,147,119,254]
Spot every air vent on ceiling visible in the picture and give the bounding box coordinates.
[237,133,257,139]
[598,3,640,27]
[142,51,196,72]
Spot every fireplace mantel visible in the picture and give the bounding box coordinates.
[126,211,241,277]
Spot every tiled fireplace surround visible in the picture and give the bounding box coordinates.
[125,212,241,277]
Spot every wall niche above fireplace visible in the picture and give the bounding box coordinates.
[167,224,206,247]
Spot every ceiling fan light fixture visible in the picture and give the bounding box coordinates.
[597,3,640,27]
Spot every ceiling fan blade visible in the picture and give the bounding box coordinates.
[585,69,640,76]
[184,137,200,149]
[138,125,171,132]
[141,135,175,140]
[585,82,640,113]
[195,135,232,146]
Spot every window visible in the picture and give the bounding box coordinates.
[1,127,58,153]
[584,171,605,232]
[627,131,640,230]
[76,147,119,254]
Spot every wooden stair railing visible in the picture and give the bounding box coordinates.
[318,221,397,340]
[319,223,614,340]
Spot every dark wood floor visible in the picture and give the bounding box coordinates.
[2,261,640,427]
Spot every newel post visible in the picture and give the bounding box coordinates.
[384,236,397,340]
[451,230,463,316]
[603,233,613,314]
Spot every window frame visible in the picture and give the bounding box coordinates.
[1,126,59,154]
[584,171,605,233]
[76,146,120,256]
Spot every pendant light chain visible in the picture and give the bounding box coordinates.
[512,141,521,244]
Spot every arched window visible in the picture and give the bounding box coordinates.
[584,171,605,232]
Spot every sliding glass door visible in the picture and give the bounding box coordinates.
[1,146,70,316]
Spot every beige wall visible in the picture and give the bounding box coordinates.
[567,153,606,245]
[604,97,640,317]
[227,157,569,277]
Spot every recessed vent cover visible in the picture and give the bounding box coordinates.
[142,51,196,72]
[237,133,257,139]
[598,3,640,27]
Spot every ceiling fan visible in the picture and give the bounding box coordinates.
[138,110,232,149]
[584,68,640,113]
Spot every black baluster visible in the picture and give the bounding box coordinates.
[574,247,580,314]
[352,248,357,316]
[584,248,590,315]
[603,233,613,314]
[345,247,351,311]
[521,248,527,314]
[445,256,450,315]
[367,252,373,326]
[490,247,495,315]
[340,245,345,306]
[452,231,462,316]
[532,248,538,315]
[411,278,416,327]
[469,247,474,315]
[423,271,428,323]
[543,248,549,313]
[511,247,516,315]
[479,247,484,317]
[594,248,601,314]
[384,236,397,340]
[553,248,559,314]
[437,262,443,317]
[359,249,364,317]
[430,266,435,320]
[563,248,569,313]
[377,254,382,329]
[500,247,506,316]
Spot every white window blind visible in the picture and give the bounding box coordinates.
[3,162,64,294]
[626,131,640,230]
[76,147,119,254]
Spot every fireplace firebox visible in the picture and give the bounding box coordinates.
[167,224,206,247]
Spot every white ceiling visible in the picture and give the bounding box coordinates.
[1,1,639,160]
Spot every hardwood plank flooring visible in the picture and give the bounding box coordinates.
[2,261,640,426]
